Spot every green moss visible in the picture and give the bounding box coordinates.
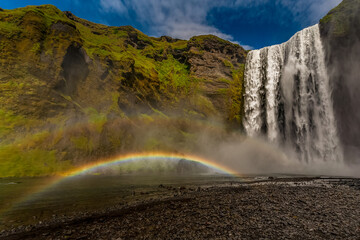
[0,21,21,37]
[83,108,107,133]
[192,95,217,116]
[151,107,169,119]
[24,131,51,147]
[0,145,71,177]
[132,51,158,78]
[217,88,229,95]
[0,109,39,140]
[171,40,188,50]
[70,136,94,153]
[190,35,232,46]
[228,64,245,123]
[156,56,191,90]
[140,114,155,123]
[222,59,233,68]
[320,14,332,25]
[30,42,41,54]
[85,107,106,123]
[60,94,83,109]
[109,92,122,113]
[319,0,360,37]
[0,110,25,137]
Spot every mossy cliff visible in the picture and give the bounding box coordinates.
[0,5,247,177]
[319,0,360,162]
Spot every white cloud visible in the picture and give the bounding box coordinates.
[277,0,342,26]
[240,44,254,50]
[155,21,234,41]
[98,0,246,46]
[307,0,342,23]
[99,0,341,49]
[100,0,127,13]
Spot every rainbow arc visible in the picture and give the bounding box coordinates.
[1,152,239,215]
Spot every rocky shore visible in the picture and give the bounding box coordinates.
[1,178,360,240]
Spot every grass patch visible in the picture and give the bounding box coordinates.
[71,136,94,153]
[0,21,21,37]
[0,145,71,177]
[156,56,191,90]
[228,64,245,123]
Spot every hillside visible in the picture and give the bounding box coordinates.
[319,0,360,162]
[0,5,247,177]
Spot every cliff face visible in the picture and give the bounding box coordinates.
[3,1,359,177]
[0,5,246,176]
[319,0,360,162]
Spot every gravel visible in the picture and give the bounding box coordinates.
[1,178,360,240]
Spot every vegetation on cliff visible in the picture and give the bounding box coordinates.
[0,5,247,177]
[320,0,360,37]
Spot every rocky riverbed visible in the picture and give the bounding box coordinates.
[1,178,360,239]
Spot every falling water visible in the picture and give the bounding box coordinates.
[243,24,343,163]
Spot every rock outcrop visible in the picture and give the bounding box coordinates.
[320,0,360,162]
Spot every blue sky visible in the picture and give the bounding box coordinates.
[1,0,341,49]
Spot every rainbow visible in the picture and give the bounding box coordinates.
[62,151,237,177]
[1,152,239,215]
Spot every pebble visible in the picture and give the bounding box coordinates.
[1,179,360,240]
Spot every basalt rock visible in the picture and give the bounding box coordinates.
[320,0,360,163]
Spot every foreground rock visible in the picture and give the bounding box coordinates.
[1,179,360,240]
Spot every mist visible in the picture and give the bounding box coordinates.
[322,21,360,165]
[197,134,360,177]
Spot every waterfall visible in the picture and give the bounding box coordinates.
[243,24,343,163]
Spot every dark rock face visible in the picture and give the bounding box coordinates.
[125,32,153,50]
[186,35,247,115]
[57,43,90,95]
[50,21,77,35]
[188,35,247,81]
[159,35,179,43]
[319,0,360,163]
[63,11,76,20]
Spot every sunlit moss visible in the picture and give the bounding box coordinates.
[227,64,245,123]
[0,145,72,177]
[222,59,233,68]
[0,21,21,37]
[156,56,191,90]
[319,0,357,37]
[0,110,26,137]
[189,35,232,46]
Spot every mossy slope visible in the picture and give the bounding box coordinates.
[0,5,247,177]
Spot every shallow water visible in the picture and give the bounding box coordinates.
[0,174,242,230]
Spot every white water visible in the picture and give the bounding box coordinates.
[243,24,343,163]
